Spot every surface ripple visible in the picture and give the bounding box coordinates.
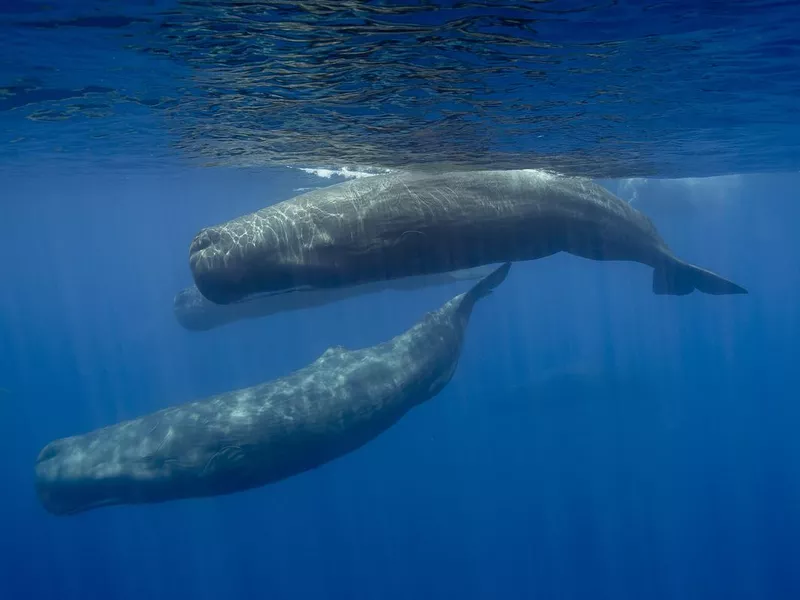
[1,0,799,177]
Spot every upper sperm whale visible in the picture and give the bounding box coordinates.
[189,169,747,305]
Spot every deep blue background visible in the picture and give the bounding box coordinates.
[1,168,798,599]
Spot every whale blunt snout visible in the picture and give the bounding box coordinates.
[189,228,241,304]
[34,444,78,515]
[34,440,124,516]
[173,287,218,331]
[36,439,63,463]
[35,441,84,515]
[189,227,223,255]
[173,287,201,310]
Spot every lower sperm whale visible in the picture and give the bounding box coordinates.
[188,169,746,305]
[35,263,511,516]
[174,265,496,332]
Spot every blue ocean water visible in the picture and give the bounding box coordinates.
[2,2,800,600]
[2,0,800,176]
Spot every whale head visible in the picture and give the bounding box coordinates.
[188,224,252,305]
[35,437,128,515]
[34,430,184,516]
[172,286,220,331]
[189,218,309,306]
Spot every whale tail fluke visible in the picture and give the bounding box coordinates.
[653,259,748,296]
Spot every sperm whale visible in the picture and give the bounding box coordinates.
[35,263,512,516]
[188,169,746,305]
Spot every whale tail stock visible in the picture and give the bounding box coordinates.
[652,258,748,296]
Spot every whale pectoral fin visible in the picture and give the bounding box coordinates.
[452,263,511,319]
[470,262,512,300]
[653,260,748,296]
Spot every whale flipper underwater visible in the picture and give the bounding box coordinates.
[173,265,498,332]
[188,169,746,305]
[35,263,511,516]
[651,258,745,296]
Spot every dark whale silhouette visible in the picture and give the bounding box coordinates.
[173,265,495,332]
[188,169,746,305]
[35,263,511,516]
